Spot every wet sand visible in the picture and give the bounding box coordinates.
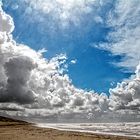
[0,116,139,140]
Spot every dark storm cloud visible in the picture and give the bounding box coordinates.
[0,56,36,104]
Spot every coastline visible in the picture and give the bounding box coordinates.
[0,116,139,140]
[36,123,140,139]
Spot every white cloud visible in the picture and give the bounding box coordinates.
[109,63,140,111]
[17,0,102,27]
[70,59,77,64]
[0,5,14,33]
[15,0,140,71]
[98,0,140,71]
[0,4,109,121]
[0,1,140,122]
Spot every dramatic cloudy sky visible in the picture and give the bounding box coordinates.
[0,0,140,122]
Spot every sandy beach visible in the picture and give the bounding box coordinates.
[0,116,139,140]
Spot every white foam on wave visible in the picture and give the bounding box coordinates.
[36,122,140,138]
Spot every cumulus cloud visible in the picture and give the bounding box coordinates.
[98,0,140,71]
[0,4,109,121]
[1,56,36,104]
[0,5,14,33]
[109,63,140,111]
[0,1,140,122]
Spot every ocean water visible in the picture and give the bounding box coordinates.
[37,122,140,138]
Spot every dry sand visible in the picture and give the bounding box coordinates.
[0,116,139,140]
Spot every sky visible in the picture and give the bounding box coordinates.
[1,0,133,94]
[0,0,140,122]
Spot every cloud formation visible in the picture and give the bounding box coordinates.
[0,5,14,33]
[98,0,140,71]
[14,0,104,28]
[1,56,36,104]
[109,64,140,111]
[0,2,140,122]
[0,4,109,121]
[6,0,140,72]
[25,0,95,24]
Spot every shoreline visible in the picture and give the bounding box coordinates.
[0,116,139,140]
[36,123,140,139]
[36,125,140,139]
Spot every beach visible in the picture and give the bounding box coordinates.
[0,116,139,140]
